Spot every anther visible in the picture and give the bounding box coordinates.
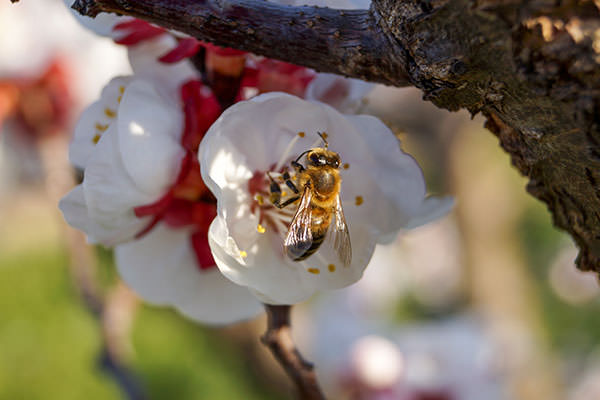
[328,264,336,272]
[355,196,364,206]
[239,250,248,258]
[92,133,101,144]
[257,224,266,233]
[104,108,116,118]
[308,268,320,274]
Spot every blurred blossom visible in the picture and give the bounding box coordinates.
[200,92,451,304]
[343,218,461,316]
[350,335,405,389]
[303,298,506,400]
[549,242,600,305]
[1,0,129,106]
[305,73,373,114]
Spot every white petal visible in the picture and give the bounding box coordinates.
[404,196,455,230]
[116,80,185,196]
[59,185,91,234]
[115,224,263,324]
[81,122,155,246]
[209,216,376,305]
[305,73,373,113]
[128,35,197,101]
[69,77,131,169]
[63,0,130,37]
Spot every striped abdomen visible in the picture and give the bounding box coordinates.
[293,206,332,261]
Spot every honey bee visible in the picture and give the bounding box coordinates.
[268,132,352,266]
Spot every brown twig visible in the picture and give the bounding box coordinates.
[70,0,409,87]
[261,305,325,400]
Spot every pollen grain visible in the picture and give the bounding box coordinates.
[95,123,108,132]
[104,108,116,118]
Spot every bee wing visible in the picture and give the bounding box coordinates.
[284,186,314,260]
[328,194,352,266]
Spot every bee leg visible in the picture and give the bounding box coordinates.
[273,195,301,209]
[267,172,284,206]
[282,170,299,194]
[291,160,305,173]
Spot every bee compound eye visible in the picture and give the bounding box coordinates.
[309,152,319,164]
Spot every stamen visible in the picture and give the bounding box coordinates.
[95,123,108,132]
[257,224,266,233]
[104,108,116,118]
[92,133,101,144]
[275,134,301,172]
[328,264,336,272]
[355,195,364,206]
[308,268,320,274]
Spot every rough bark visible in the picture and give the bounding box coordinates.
[71,0,600,272]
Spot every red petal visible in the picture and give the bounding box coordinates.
[133,192,174,217]
[201,41,246,56]
[113,19,165,45]
[191,231,216,270]
[159,38,201,63]
[180,80,221,152]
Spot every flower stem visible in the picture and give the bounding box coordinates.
[261,305,325,400]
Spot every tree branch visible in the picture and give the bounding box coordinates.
[71,0,409,86]
[69,0,600,271]
[261,305,325,400]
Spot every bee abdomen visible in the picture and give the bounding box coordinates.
[293,232,326,261]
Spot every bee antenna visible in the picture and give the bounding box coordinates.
[294,150,311,163]
[317,131,329,148]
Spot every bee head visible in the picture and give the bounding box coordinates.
[306,149,341,168]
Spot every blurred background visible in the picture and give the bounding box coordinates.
[1,1,600,399]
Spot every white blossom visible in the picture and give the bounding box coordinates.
[59,77,184,246]
[200,92,451,304]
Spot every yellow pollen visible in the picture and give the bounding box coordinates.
[355,195,364,206]
[257,224,266,233]
[328,264,336,272]
[95,123,108,132]
[298,131,305,137]
[255,194,264,205]
[281,191,287,197]
[343,163,350,170]
[92,133,101,144]
[104,108,116,118]
[321,132,328,139]
[308,268,320,275]
[117,95,122,103]
[119,86,125,94]
[239,250,248,258]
